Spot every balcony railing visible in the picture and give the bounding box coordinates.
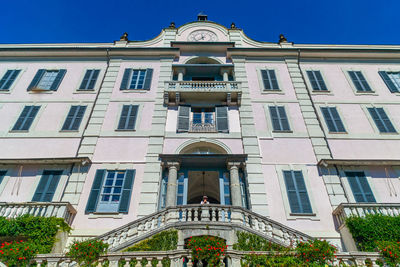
[166,81,240,92]
[333,203,400,227]
[189,122,216,133]
[0,202,76,225]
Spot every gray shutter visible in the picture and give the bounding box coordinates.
[306,71,319,91]
[268,70,279,90]
[88,69,100,89]
[358,175,376,202]
[85,169,106,213]
[79,70,92,89]
[43,171,62,202]
[177,105,190,132]
[269,106,281,131]
[0,70,21,90]
[143,68,153,90]
[283,171,301,213]
[32,172,49,202]
[293,171,312,213]
[379,71,398,93]
[62,106,77,130]
[216,106,229,133]
[12,106,30,131]
[377,108,396,133]
[50,69,66,91]
[0,171,6,185]
[321,107,335,132]
[118,169,136,213]
[314,71,328,91]
[21,106,40,131]
[368,108,386,133]
[346,172,375,203]
[357,72,372,92]
[27,69,45,91]
[261,70,270,90]
[71,106,87,130]
[348,71,361,91]
[330,107,346,132]
[120,69,131,90]
[278,106,290,131]
[0,70,12,89]
[118,105,130,130]
[126,105,138,130]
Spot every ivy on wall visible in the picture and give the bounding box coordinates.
[123,229,178,252]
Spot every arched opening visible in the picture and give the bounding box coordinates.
[185,57,222,65]
[180,141,228,154]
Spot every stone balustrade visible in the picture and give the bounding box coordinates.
[333,203,400,227]
[98,205,312,252]
[31,250,382,266]
[166,81,240,92]
[0,202,76,225]
[189,122,216,132]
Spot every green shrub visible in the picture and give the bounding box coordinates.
[123,229,178,252]
[0,240,37,266]
[346,214,400,251]
[233,231,286,252]
[376,241,400,267]
[187,235,227,266]
[0,215,71,254]
[296,239,337,265]
[66,239,108,266]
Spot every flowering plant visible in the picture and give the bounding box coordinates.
[377,241,400,267]
[296,239,337,265]
[0,240,37,266]
[186,235,227,266]
[66,239,108,266]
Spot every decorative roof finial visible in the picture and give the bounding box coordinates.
[278,34,288,44]
[230,22,236,29]
[120,32,129,41]
[169,22,176,28]
[197,11,208,21]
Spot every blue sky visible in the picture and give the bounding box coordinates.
[0,0,398,45]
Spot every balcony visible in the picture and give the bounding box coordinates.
[0,202,76,225]
[333,203,400,227]
[164,81,242,106]
[189,122,216,133]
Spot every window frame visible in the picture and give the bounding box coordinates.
[60,105,88,132]
[363,105,398,135]
[339,167,379,203]
[319,106,347,134]
[256,67,284,94]
[266,104,292,133]
[75,68,104,93]
[378,69,400,94]
[0,69,23,93]
[342,68,376,95]
[115,104,140,131]
[189,107,216,132]
[28,69,66,93]
[305,70,330,92]
[10,105,41,132]
[275,165,319,220]
[29,167,68,203]
[120,68,154,92]
[96,170,127,213]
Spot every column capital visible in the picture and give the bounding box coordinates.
[227,161,244,170]
[165,161,180,170]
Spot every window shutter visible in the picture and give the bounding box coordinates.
[216,106,229,133]
[368,108,385,132]
[330,107,346,132]
[118,169,135,213]
[293,171,312,213]
[261,69,279,90]
[261,70,270,90]
[377,108,396,133]
[269,106,281,131]
[120,69,131,90]
[346,172,375,203]
[358,72,372,92]
[32,172,49,202]
[88,69,100,89]
[21,106,40,130]
[50,69,66,91]
[306,71,319,91]
[118,105,130,130]
[379,71,398,92]
[278,106,290,131]
[283,171,301,213]
[13,106,30,131]
[71,106,87,130]
[143,68,153,90]
[43,171,62,202]
[126,105,138,130]
[27,69,45,91]
[314,71,328,91]
[0,70,12,89]
[177,105,190,132]
[268,70,279,90]
[358,175,376,202]
[79,70,92,89]
[62,106,77,130]
[321,107,335,132]
[117,105,138,130]
[85,169,106,213]
[0,171,6,184]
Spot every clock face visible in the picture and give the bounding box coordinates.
[188,30,218,42]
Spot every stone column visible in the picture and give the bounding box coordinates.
[176,67,186,81]
[220,68,229,81]
[165,162,180,207]
[228,162,242,207]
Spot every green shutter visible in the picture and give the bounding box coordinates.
[118,169,136,213]
[216,106,229,133]
[85,169,106,213]
[143,68,153,90]
[32,170,62,202]
[283,171,301,213]
[379,71,399,93]
[126,105,138,130]
[79,70,93,89]
[70,106,87,130]
[0,70,21,90]
[284,170,312,214]
[269,106,281,131]
[314,71,328,91]
[177,105,190,132]
[330,107,346,132]
[88,69,100,89]
[32,172,49,202]
[278,106,290,131]
[27,69,45,91]
[346,172,376,203]
[321,107,335,132]
[120,69,131,90]
[377,108,396,133]
[50,69,66,91]
[306,71,319,91]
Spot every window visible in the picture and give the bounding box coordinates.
[177,105,229,133]
[367,107,396,133]
[261,69,279,91]
[306,70,328,91]
[379,71,400,93]
[345,171,376,203]
[32,170,62,202]
[348,71,372,92]
[283,170,312,214]
[61,105,87,131]
[120,68,153,90]
[79,69,100,90]
[269,106,290,131]
[12,106,40,131]
[85,169,135,213]
[321,107,346,133]
[0,171,6,184]
[0,70,21,90]
[27,69,66,91]
[117,105,138,130]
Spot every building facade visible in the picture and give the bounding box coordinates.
[0,14,400,259]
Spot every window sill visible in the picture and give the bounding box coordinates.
[115,129,136,132]
[74,89,96,94]
[59,130,80,133]
[261,90,284,95]
[88,213,124,219]
[290,213,316,217]
[354,91,377,96]
[0,90,11,94]
[272,130,293,133]
[311,90,333,95]
[121,89,150,93]
[328,131,347,134]
[28,90,55,94]
[9,130,29,133]
[378,132,398,135]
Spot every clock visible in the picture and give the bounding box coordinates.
[188,30,218,42]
